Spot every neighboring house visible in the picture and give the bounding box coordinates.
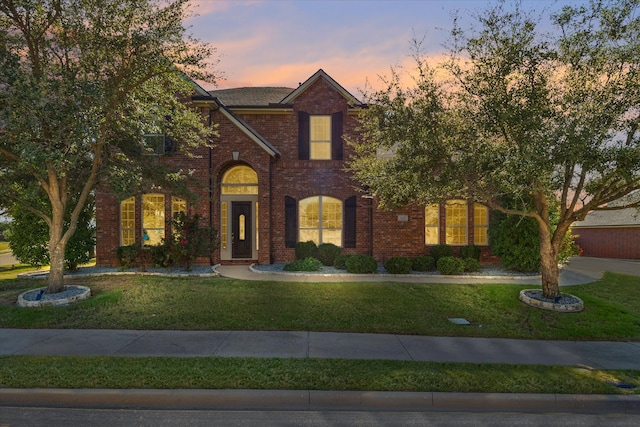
[573,198,640,259]
[95,70,492,266]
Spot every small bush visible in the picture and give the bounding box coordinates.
[463,257,481,272]
[460,245,481,261]
[437,256,465,275]
[346,254,378,274]
[284,257,323,272]
[384,257,412,274]
[169,212,219,271]
[316,243,342,266]
[150,243,172,268]
[334,254,350,269]
[116,245,138,270]
[295,241,318,260]
[429,244,454,263]
[412,255,435,272]
[558,230,581,264]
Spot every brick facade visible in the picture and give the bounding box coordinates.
[95,70,494,267]
[574,227,640,259]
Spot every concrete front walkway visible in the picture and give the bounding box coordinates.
[215,256,640,286]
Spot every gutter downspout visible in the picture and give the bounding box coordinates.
[269,157,274,264]
[208,108,214,266]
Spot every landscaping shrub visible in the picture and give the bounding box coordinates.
[384,256,412,274]
[334,254,350,269]
[460,245,481,261]
[168,212,218,270]
[150,243,172,268]
[558,229,581,264]
[116,245,139,269]
[429,244,454,263]
[437,256,465,275]
[295,241,318,260]
[412,255,436,272]
[7,197,95,270]
[463,257,481,272]
[346,254,378,274]
[284,257,323,272]
[316,243,342,266]
[489,214,540,272]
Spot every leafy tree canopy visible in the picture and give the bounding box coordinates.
[347,0,640,298]
[0,0,218,292]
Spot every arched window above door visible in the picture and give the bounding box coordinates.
[221,165,258,195]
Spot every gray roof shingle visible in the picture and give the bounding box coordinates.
[574,193,640,227]
[208,87,294,107]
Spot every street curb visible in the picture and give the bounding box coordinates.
[1,389,639,413]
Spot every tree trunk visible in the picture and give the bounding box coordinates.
[47,213,66,294]
[538,222,560,300]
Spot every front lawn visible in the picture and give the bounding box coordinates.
[1,356,637,394]
[1,271,639,341]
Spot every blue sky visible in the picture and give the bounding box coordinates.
[187,0,588,96]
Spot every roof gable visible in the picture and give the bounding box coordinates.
[214,99,280,158]
[280,69,363,106]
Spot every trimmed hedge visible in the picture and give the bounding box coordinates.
[334,254,350,270]
[295,241,318,260]
[284,257,323,272]
[317,243,342,266]
[429,244,454,263]
[460,245,481,261]
[412,255,436,272]
[437,256,465,275]
[346,254,378,274]
[463,257,481,272]
[384,257,412,274]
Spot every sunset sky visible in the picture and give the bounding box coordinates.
[187,0,587,97]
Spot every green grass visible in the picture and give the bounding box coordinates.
[0,241,9,253]
[2,270,639,393]
[1,356,638,394]
[1,272,639,340]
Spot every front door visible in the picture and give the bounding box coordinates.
[232,202,252,258]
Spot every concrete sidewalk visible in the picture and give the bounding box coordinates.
[2,328,640,412]
[2,328,640,369]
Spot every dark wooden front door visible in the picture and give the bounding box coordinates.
[232,202,252,258]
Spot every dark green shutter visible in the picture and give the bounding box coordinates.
[331,111,343,160]
[298,111,309,160]
[285,196,297,248]
[344,196,356,248]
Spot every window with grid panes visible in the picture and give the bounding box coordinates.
[309,116,332,160]
[425,204,439,244]
[299,196,342,246]
[445,199,467,245]
[143,194,165,246]
[474,203,489,245]
[120,197,135,246]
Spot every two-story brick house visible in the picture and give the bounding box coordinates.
[95,69,492,267]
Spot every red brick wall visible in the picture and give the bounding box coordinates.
[574,227,640,259]
[96,76,496,267]
[371,201,493,263]
[265,78,369,262]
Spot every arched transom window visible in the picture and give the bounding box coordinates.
[221,165,258,194]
